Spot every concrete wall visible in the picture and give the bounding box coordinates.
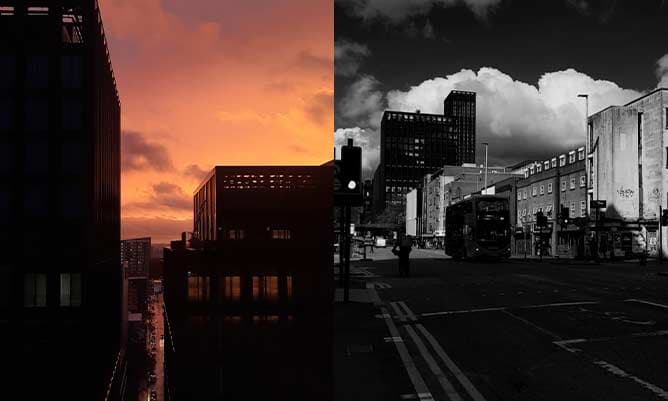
[406,189,418,236]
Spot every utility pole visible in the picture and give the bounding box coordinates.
[482,142,489,194]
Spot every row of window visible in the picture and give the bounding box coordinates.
[223,229,291,240]
[0,97,84,131]
[524,149,585,177]
[187,274,293,303]
[518,176,585,200]
[24,273,81,307]
[517,201,587,221]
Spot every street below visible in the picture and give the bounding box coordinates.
[335,248,668,401]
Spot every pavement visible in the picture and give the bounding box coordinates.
[334,248,668,401]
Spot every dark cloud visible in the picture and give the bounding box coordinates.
[304,91,333,125]
[124,182,192,212]
[122,217,191,244]
[183,164,210,181]
[335,39,370,77]
[122,131,174,172]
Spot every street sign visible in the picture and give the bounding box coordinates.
[590,200,606,209]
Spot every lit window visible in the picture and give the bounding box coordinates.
[222,276,241,301]
[271,229,291,240]
[547,183,553,193]
[187,275,210,302]
[227,229,245,240]
[24,273,47,307]
[59,273,81,306]
[252,275,279,302]
[570,177,576,189]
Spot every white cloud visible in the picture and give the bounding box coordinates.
[335,39,371,77]
[338,0,503,22]
[335,127,380,178]
[657,54,668,88]
[337,66,645,171]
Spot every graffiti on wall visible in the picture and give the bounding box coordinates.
[616,186,635,199]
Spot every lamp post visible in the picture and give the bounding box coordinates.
[482,142,489,194]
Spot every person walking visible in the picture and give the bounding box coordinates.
[392,233,413,277]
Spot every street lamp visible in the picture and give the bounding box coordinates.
[481,142,489,194]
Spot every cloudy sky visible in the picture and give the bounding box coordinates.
[98,0,333,242]
[335,0,668,178]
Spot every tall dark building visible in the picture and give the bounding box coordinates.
[0,2,125,400]
[164,164,333,401]
[374,90,476,211]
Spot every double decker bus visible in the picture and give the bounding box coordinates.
[445,195,511,259]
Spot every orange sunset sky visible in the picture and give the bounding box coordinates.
[98,0,334,243]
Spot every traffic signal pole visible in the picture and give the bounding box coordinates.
[344,205,351,303]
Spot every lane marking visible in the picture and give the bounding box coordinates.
[399,301,418,322]
[625,299,668,310]
[415,324,488,401]
[404,325,464,401]
[421,301,600,317]
[391,302,407,322]
[554,330,668,352]
[502,310,562,341]
[379,305,434,401]
[593,360,668,399]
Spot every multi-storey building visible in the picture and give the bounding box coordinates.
[373,91,476,211]
[0,2,125,399]
[164,164,332,401]
[589,88,668,257]
[515,148,587,257]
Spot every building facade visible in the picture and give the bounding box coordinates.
[589,88,668,257]
[515,149,587,257]
[164,164,333,401]
[0,2,125,399]
[374,91,476,211]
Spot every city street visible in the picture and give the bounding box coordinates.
[335,248,668,401]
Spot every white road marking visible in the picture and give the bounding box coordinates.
[625,299,668,310]
[391,302,407,322]
[415,324,488,401]
[399,301,418,322]
[421,301,600,317]
[378,305,434,401]
[594,361,668,399]
[404,325,464,401]
[503,310,562,341]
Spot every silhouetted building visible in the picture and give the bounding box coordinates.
[374,91,476,211]
[0,2,125,400]
[164,164,333,401]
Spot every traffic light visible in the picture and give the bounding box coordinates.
[560,206,569,226]
[536,211,547,227]
[662,209,668,226]
[335,138,362,206]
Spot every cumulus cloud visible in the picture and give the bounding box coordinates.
[336,75,385,128]
[122,131,174,172]
[657,54,668,88]
[183,164,210,181]
[338,0,503,22]
[335,39,370,77]
[336,66,643,172]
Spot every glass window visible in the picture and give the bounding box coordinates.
[532,186,537,196]
[551,158,557,168]
[271,229,291,239]
[252,275,279,301]
[61,142,86,175]
[578,148,585,160]
[580,176,586,187]
[24,273,47,307]
[25,97,49,132]
[187,275,210,302]
[580,201,587,217]
[559,155,566,166]
[570,177,576,189]
[59,273,82,306]
[570,202,576,217]
[517,192,522,201]
[547,183,552,193]
[287,275,293,299]
[222,276,241,301]
[227,229,245,240]
[523,190,527,200]
[569,152,576,163]
[26,55,49,89]
[539,185,544,195]
[62,98,83,130]
[536,164,542,173]
[561,181,567,192]
[61,185,84,219]
[61,55,83,89]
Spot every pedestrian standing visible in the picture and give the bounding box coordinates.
[392,233,413,277]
